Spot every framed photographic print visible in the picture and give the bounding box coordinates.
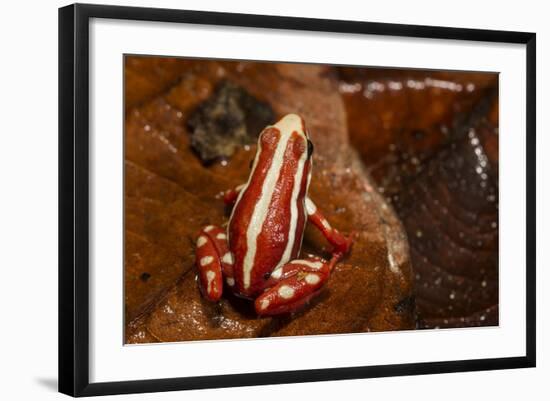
[58,3,536,397]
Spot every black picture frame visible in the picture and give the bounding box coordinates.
[59,3,536,397]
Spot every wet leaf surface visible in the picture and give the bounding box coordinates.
[187,81,274,163]
[124,58,416,342]
[339,68,499,328]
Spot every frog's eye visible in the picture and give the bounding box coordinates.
[307,139,314,159]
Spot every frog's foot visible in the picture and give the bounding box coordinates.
[254,256,336,316]
[195,225,235,302]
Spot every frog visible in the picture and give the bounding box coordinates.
[195,114,354,315]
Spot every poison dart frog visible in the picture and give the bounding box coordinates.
[195,114,354,315]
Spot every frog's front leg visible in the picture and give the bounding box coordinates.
[223,184,245,206]
[305,197,355,256]
[195,225,235,302]
[254,256,339,316]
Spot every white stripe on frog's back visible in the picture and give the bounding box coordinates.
[273,138,307,272]
[242,114,307,289]
[225,120,265,269]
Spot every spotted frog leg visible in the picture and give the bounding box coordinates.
[195,225,235,302]
[254,255,339,315]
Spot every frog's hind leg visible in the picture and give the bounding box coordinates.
[195,225,235,301]
[254,256,338,316]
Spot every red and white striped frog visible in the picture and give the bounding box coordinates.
[195,114,354,315]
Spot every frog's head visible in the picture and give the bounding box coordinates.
[255,114,313,169]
